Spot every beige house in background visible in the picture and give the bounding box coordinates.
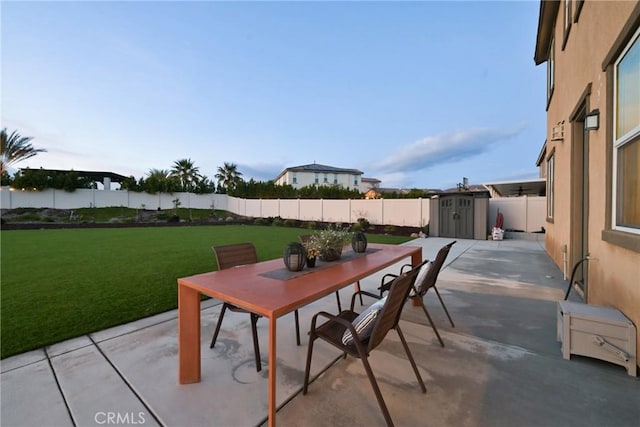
[534,0,639,364]
[273,163,364,190]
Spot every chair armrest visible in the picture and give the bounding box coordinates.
[378,273,398,296]
[399,263,413,274]
[309,311,363,342]
[349,290,382,311]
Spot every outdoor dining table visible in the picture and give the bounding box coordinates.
[177,242,422,427]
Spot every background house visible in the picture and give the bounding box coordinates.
[273,163,363,190]
[534,0,639,363]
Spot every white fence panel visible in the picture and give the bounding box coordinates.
[244,199,261,218]
[350,199,384,225]
[490,196,546,233]
[92,189,128,208]
[321,199,351,224]
[260,199,280,218]
[381,199,427,227]
[279,199,299,220]
[299,199,323,221]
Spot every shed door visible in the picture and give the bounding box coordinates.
[439,196,474,239]
[456,196,474,239]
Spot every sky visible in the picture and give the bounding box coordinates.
[1,0,547,191]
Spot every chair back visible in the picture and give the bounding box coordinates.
[212,243,258,270]
[367,266,421,351]
[415,241,456,297]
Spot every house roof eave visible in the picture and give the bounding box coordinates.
[534,0,560,65]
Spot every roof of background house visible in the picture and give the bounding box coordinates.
[274,163,364,181]
[361,177,381,184]
[19,168,129,182]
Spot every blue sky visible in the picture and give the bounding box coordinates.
[2,0,546,190]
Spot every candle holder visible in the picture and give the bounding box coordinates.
[351,231,368,253]
[283,242,307,271]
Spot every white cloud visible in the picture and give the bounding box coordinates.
[376,126,525,174]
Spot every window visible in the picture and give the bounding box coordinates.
[563,0,572,48]
[292,173,297,184]
[547,38,555,103]
[547,152,555,220]
[354,175,359,186]
[613,28,640,234]
[333,174,338,184]
[323,173,328,183]
[314,173,319,184]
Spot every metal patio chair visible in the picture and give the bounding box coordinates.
[379,241,456,347]
[303,266,426,426]
[209,242,302,371]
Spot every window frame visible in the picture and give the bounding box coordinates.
[547,37,555,106]
[612,27,640,235]
[562,0,573,49]
[546,149,555,222]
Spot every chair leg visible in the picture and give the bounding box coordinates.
[360,354,394,427]
[396,325,427,393]
[433,286,455,327]
[294,309,301,346]
[417,298,445,347]
[355,281,363,306]
[210,303,228,349]
[250,313,262,372]
[335,292,342,312]
[302,334,317,394]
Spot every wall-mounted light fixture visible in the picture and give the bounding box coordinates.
[584,109,600,131]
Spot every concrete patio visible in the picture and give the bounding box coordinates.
[2,237,638,427]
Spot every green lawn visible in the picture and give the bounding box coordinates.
[0,225,410,358]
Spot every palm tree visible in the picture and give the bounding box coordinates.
[0,128,47,174]
[215,162,243,192]
[170,158,202,191]
[145,168,177,193]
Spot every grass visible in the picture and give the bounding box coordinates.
[0,225,411,358]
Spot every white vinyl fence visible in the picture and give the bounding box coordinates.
[0,187,544,233]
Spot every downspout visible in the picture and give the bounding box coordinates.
[562,244,568,280]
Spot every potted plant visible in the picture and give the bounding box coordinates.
[303,239,321,267]
[310,224,352,261]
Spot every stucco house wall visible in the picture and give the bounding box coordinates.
[535,0,640,365]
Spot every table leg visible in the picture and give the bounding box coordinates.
[411,249,422,267]
[268,316,277,427]
[178,284,201,384]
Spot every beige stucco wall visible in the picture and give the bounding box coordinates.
[542,0,640,365]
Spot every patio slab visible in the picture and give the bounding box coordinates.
[1,237,638,427]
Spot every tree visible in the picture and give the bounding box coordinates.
[170,158,202,192]
[144,168,179,194]
[0,128,47,174]
[215,162,243,193]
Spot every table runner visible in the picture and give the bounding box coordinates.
[260,248,381,281]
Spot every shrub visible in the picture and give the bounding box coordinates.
[283,219,296,227]
[304,221,317,229]
[384,225,396,234]
[225,216,235,222]
[253,218,269,225]
[272,218,283,227]
[351,222,363,232]
[356,217,370,230]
